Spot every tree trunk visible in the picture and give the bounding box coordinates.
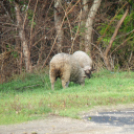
[83,0,88,12]
[29,0,38,49]
[85,0,102,55]
[15,1,32,72]
[79,0,88,50]
[104,5,129,70]
[54,0,64,53]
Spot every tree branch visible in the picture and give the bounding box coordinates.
[0,22,17,27]
[97,2,128,46]
[42,0,81,68]
[30,0,39,48]
[0,1,14,23]
[111,35,134,55]
[104,5,129,57]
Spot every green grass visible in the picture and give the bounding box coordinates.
[0,69,134,125]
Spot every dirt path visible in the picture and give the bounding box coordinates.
[0,104,134,134]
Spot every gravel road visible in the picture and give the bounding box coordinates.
[0,104,134,134]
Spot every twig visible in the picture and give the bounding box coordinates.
[111,35,134,55]
[42,16,66,68]
[62,5,73,53]
[115,29,134,40]
[0,1,14,23]
[2,36,19,42]
[90,42,109,70]
[61,3,80,54]
[104,4,129,57]
[90,43,103,58]
[42,0,81,68]
[0,22,17,27]
[97,2,128,46]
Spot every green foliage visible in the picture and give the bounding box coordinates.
[27,9,37,27]
[72,24,86,35]
[100,38,116,47]
[11,51,18,58]
[0,70,134,124]
[79,24,87,35]
[97,6,134,67]
[72,25,78,33]
[29,20,36,26]
[19,1,24,5]
[27,9,34,20]
[8,0,14,2]
[6,45,9,48]
[114,64,120,71]
[97,22,115,37]
[98,7,134,40]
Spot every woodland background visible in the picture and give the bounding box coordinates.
[0,0,134,83]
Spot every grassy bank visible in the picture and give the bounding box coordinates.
[0,70,134,125]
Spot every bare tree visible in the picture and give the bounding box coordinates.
[85,0,102,55]
[14,0,32,72]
